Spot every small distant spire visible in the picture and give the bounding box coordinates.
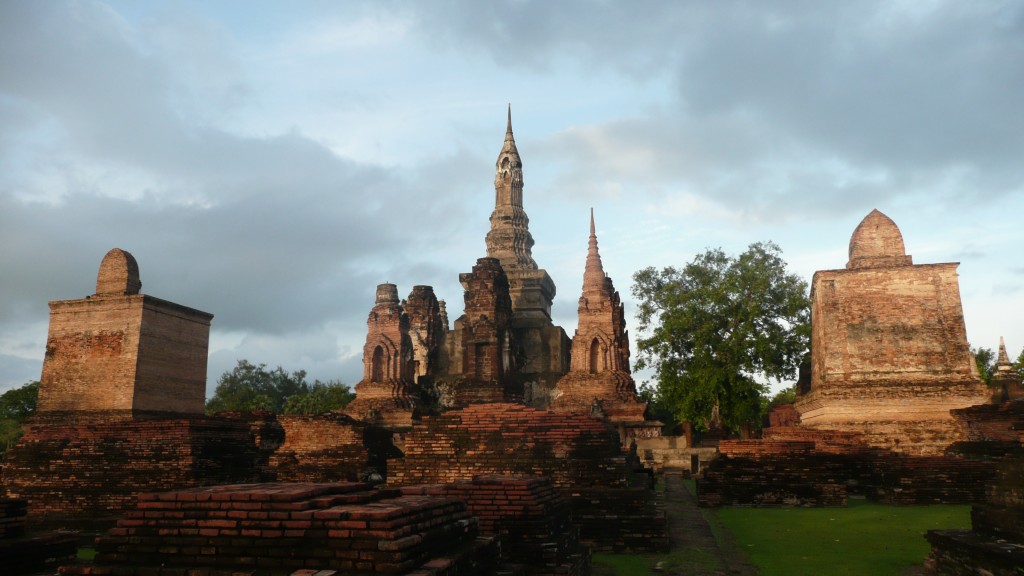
[998,336,1012,365]
[507,103,512,134]
[590,207,595,237]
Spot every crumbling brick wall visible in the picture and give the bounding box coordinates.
[387,402,667,552]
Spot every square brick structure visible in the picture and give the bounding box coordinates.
[38,248,212,415]
[1,249,259,528]
[795,210,990,455]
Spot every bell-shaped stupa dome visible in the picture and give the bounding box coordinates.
[96,248,142,296]
[847,209,913,269]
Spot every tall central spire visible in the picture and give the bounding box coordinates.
[583,208,608,296]
[486,105,537,270]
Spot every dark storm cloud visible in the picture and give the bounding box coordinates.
[405,1,1024,216]
[0,1,473,336]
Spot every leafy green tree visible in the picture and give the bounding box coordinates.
[1015,348,1024,379]
[637,382,681,434]
[0,380,38,420]
[206,360,349,415]
[768,384,797,408]
[0,380,39,454]
[972,346,995,385]
[632,242,810,433]
[283,380,355,415]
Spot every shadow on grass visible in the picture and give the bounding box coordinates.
[592,480,971,576]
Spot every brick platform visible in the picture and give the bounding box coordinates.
[924,403,1024,576]
[699,431,994,507]
[398,476,590,575]
[1,413,261,528]
[387,403,667,552]
[62,482,496,575]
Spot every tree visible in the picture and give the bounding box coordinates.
[1015,348,1024,379]
[768,384,797,408]
[205,360,351,415]
[0,380,39,455]
[972,346,995,385]
[283,381,355,415]
[632,242,810,433]
[0,380,38,420]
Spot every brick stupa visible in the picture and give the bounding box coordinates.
[37,248,213,416]
[344,283,419,429]
[483,106,570,404]
[551,210,659,446]
[795,209,990,455]
[2,249,259,527]
[991,337,1024,402]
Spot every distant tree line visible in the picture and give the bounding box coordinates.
[0,380,38,456]
[205,359,354,415]
[0,360,353,456]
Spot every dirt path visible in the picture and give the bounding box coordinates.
[658,470,758,576]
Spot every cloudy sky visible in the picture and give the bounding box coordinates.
[1,1,1021,396]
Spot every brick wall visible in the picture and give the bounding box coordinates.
[398,476,590,575]
[38,295,211,415]
[387,402,667,552]
[1,415,259,528]
[699,433,994,507]
[266,413,399,482]
[62,482,497,575]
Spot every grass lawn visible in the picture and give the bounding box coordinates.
[714,498,971,576]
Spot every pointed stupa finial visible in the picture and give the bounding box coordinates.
[583,208,606,293]
[998,336,1012,366]
[502,103,518,153]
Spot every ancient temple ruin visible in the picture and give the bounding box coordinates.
[38,248,212,415]
[991,337,1024,402]
[348,109,653,434]
[551,211,658,445]
[794,209,990,454]
[483,108,571,405]
[2,249,259,526]
[343,283,419,428]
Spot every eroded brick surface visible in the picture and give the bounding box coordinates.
[796,210,989,455]
[387,403,667,552]
[344,284,419,429]
[0,497,76,576]
[2,414,260,528]
[925,407,1024,576]
[61,482,497,576]
[398,476,591,575]
[551,211,657,446]
[38,248,211,415]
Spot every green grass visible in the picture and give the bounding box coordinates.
[714,499,971,576]
[591,553,656,575]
